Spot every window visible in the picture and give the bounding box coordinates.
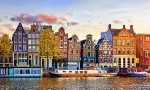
[60,43,64,48]
[18,32,22,36]
[28,46,32,52]
[76,50,79,54]
[123,58,125,63]
[14,45,18,51]
[73,44,76,48]
[32,34,36,38]
[23,45,27,51]
[84,71,87,73]
[88,46,91,50]
[19,38,22,43]
[117,40,121,45]
[128,58,130,63]
[132,58,134,63]
[119,58,121,63]
[36,34,39,38]
[122,40,125,46]
[64,36,68,41]
[18,45,22,51]
[28,34,31,38]
[63,71,66,73]
[88,52,90,57]
[69,71,72,73]
[36,40,39,44]
[14,38,17,42]
[32,46,36,52]
[28,40,31,44]
[23,37,26,43]
[60,36,63,40]
[114,58,116,63]
[32,40,36,44]
[126,40,130,45]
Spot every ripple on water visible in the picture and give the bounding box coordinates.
[0,77,150,90]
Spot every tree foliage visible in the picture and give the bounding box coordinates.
[0,34,11,59]
[39,29,59,57]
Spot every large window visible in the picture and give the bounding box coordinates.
[28,46,32,52]
[88,52,91,57]
[32,34,36,38]
[23,45,27,51]
[23,37,26,43]
[14,45,18,51]
[32,40,36,44]
[114,58,116,63]
[14,38,17,43]
[36,34,39,38]
[64,36,68,41]
[117,40,121,45]
[32,46,36,52]
[19,38,22,43]
[28,40,31,44]
[18,45,22,51]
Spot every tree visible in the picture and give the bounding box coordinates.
[0,34,11,67]
[39,29,59,71]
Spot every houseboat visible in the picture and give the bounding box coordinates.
[118,67,148,77]
[0,67,42,78]
[50,67,117,77]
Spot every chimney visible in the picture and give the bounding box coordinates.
[123,25,125,28]
[108,24,111,29]
[130,25,133,30]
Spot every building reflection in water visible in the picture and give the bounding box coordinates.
[0,77,150,90]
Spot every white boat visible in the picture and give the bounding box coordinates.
[49,69,117,77]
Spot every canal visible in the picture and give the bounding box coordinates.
[0,77,150,90]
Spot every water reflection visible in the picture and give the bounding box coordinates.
[0,77,150,90]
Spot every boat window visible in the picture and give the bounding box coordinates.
[69,71,72,73]
[75,71,78,73]
[63,71,66,73]
[84,71,87,73]
[80,71,83,73]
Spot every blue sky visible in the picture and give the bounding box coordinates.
[0,0,150,40]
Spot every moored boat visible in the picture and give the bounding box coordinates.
[49,69,117,77]
[118,67,148,77]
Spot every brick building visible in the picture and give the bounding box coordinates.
[68,34,81,70]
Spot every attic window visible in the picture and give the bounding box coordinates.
[33,29,35,32]
[121,32,127,36]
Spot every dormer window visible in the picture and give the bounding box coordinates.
[18,27,22,30]
[121,32,127,36]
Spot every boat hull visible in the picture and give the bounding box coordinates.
[49,72,117,77]
[118,73,147,77]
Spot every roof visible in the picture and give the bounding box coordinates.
[97,38,104,44]
[68,37,72,40]
[109,29,121,36]
[80,39,86,46]
[109,28,135,36]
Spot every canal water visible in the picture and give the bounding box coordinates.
[0,77,150,90]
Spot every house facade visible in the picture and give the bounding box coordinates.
[97,36,113,69]
[101,24,139,68]
[12,23,28,67]
[112,25,138,68]
[28,24,40,67]
[54,27,68,69]
[81,34,95,69]
[136,34,150,69]
[68,34,81,70]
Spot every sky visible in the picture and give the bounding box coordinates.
[0,0,150,40]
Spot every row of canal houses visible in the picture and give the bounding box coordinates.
[0,22,150,77]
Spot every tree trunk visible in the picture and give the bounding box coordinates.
[47,53,49,72]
